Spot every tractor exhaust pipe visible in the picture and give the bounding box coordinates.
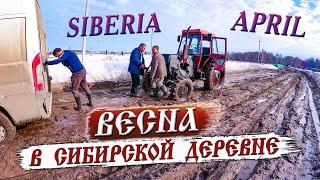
[182,26,192,62]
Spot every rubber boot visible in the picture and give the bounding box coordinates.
[150,88,158,97]
[74,96,82,111]
[86,93,93,106]
[160,85,169,99]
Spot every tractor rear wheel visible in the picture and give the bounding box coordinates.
[0,112,16,143]
[204,63,220,90]
[172,79,193,102]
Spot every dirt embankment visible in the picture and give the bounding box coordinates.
[1,68,320,179]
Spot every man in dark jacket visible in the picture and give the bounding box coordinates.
[45,48,92,111]
[128,43,146,97]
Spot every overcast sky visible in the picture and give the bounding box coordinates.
[39,0,320,59]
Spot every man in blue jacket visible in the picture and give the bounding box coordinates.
[128,43,146,97]
[45,48,92,111]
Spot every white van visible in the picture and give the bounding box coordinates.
[0,0,52,142]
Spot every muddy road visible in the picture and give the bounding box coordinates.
[1,68,320,179]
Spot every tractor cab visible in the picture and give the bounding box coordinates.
[177,28,227,77]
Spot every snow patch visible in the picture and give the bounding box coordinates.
[47,54,277,84]
[226,61,277,73]
[256,98,268,104]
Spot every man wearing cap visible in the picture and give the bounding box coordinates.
[45,48,93,111]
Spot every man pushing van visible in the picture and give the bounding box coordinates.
[45,48,93,111]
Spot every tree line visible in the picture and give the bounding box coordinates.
[229,51,320,71]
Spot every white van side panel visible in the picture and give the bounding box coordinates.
[1,95,40,124]
[0,0,49,124]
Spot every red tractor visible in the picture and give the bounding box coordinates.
[143,26,228,101]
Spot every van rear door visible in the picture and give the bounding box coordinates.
[33,1,52,117]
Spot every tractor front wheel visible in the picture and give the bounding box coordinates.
[172,79,193,102]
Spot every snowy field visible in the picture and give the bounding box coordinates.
[47,54,277,84]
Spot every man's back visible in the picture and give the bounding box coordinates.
[62,51,82,70]
[47,50,84,73]
[151,52,167,78]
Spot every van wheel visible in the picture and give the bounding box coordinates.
[0,112,16,143]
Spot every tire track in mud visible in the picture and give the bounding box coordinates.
[44,70,320,180]
[94,70,320,180]
[218,72,294,110]
[153,75,299,180]
[232,76,299,180]
[215,76,302,180]
[193,73,320,180]
[216,74,320,180]
[35,70,314,180]
[245,75,320,180]
[3,69,319,180]
[101,72,300,180]
[213,76,298,136]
